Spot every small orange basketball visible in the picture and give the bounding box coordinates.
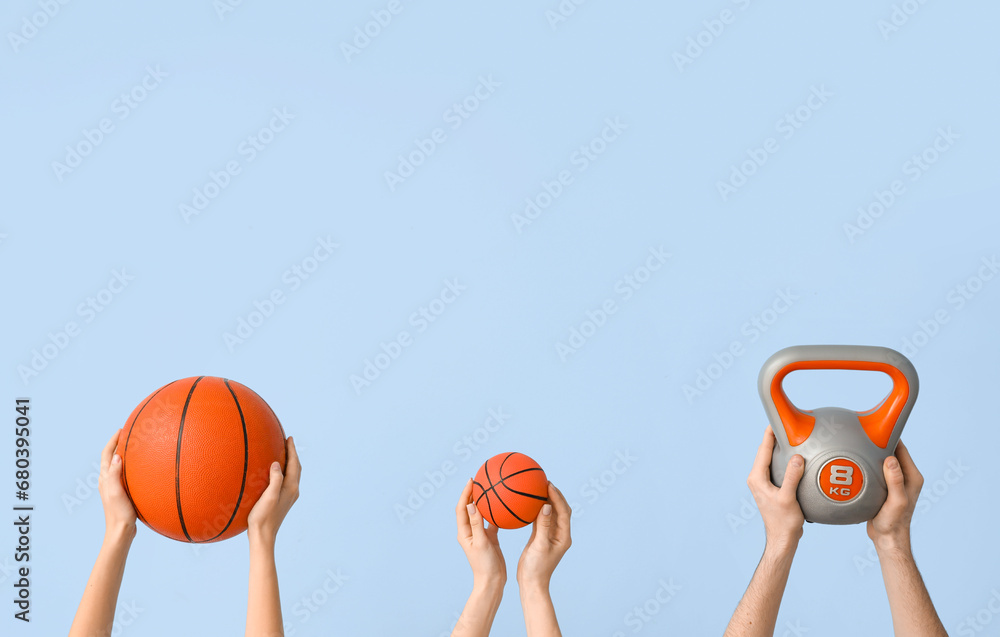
[473,452,548,529]
[117,376,286,543]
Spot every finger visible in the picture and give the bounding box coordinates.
[466,503,486,542]
[894,440,913,468]
[458,477,474,506]
[281,436,302,504]
[532,483,557,543]
[749,426,777,490]
[778,455,805,502]
[282,436,302,493]
[893,441,923,498]
[263,461,284,498]
[546,482,571,543]
[101,429,122,471]
[456,479,474,539]
[535,502,554,543]
[880,454,908,517]
[107,449,124,482]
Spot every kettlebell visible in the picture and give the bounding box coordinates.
[758,345,919,525]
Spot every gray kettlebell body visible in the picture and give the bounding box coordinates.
[759,345,919,525]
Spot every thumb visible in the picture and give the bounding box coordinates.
[779,455,805,501]
[262,461,284,498]
[881,455,908,513]
[106,453,125,487]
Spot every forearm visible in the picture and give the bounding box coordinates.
[875,538,947,637]
[723,539,798,637]
[246,535,283,637]
[69,525,134,637]
[451,579,504,637]
[519,581,561,637]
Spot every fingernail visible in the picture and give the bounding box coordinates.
[791,456,803,468]
[466,503,476,516]
[271,461,280,471]
[112,454,121,465]
[542,504,552,516]
[887,457,899,470]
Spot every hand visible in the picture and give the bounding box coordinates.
[100,429,137,538]
[747,426,805,549]
[247,436,301,544]
[867,441,923,553]
[69,431,138,637]
[516,482,572,589]
[456,478,507,589]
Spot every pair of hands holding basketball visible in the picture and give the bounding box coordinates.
[97,428,302,544]
[455,478,572,591]
[748,425,924,552]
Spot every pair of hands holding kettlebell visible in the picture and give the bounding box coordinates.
[748,425,924,552]
[728,426,947,637]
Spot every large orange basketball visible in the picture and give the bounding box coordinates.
[117,376,286,543]
[473,452,548,529]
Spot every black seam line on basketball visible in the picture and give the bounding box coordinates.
[472,480,489,506]
[478,467,544,500]
[496,484,549,502]
[175,376,204,543]
[490,484,530,525]
[480,456,546,524]
[205,379,250,542]
[501,467,542,480]
[123,379,179,526]
[481,457,497,516]
[483,483,499,526]
[481,453,528,525]
[479,466,545,504]
[493,452,516,497]
[124,380,180,523]
[492,453,531,524]
[471,480,492,516]
[478,454,545,525]
[479,467,544,500]
[481,455,503,524]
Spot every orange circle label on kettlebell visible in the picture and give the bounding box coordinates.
[818,457,864,502]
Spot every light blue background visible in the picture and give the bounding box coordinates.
[2,0,998,635]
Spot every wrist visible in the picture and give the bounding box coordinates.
[873,532,912,557]
[764,530,801,557]
[471,576,505,601]
[516,575,551,595]
[518,579,552,612]
[248,529,277,552]
[104,521,136,546]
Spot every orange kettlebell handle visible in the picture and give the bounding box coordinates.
[766,353,914,448]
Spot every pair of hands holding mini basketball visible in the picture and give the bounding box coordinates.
[97,429,302,544]
[748,425,924,551]
[455,478,572,590]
